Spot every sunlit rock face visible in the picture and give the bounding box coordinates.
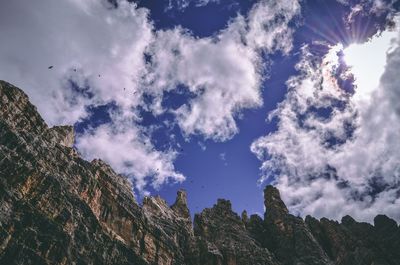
[47,126,75,148]
[0,80,188,265]
[1,80,400,265]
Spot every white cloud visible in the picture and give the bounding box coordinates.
[145,0,300,141]
[75,121,184,192]
[0,0,153,125]
[166,0,220,10]
[0,0,178,193]
[195,0,220,7]
[344,30,397,100]
[251,22,400,223]
[245,0,299,54]
[0,0,300,193]
[145,26,262,141]
[219,152,227,166]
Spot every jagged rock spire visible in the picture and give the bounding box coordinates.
[374,214,398,232]
[263,185,332,265]
[264,185,289,219]
[171,189,190,219]
[241,210,248,224]
[215,198,232,212]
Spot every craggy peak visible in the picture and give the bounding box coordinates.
[1,80,400,264]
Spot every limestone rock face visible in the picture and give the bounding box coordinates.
[0,81,193,265]
[263,186,333,265]
[1,80,400,265]
[0,81,147,265]
[47,126,75,147]
[305,214,400,265]
[193,199,279,265]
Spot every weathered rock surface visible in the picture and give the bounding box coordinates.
[0,79,400,265]
[193,199,279,265]
[263,186,332,265]
[0,81,189,265]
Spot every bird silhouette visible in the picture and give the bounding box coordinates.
[48,66,53,69]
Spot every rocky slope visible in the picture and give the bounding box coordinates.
[0,79,399,265]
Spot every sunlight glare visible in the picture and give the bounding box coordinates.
[343,30,398,100]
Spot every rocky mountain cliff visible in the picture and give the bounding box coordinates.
[1,79,399,265]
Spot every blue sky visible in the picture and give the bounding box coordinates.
[1,0,400,222]
[125,0,395,216]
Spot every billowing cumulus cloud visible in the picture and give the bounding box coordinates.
[0,0,166,193]
[0,0,300,193]
[0,0,153,125]
[251,22,400,223]
[145,0,300,141]
[75,122,184,193]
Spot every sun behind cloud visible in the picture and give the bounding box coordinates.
[344,27,399,100]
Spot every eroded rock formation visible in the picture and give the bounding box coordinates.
[0,80,399,264]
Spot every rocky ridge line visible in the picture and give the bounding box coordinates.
[0,80,399,265]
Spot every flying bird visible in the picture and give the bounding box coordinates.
[48,66,53,69]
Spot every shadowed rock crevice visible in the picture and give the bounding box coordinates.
[1,80,400,264]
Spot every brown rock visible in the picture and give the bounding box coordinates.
[1,80,400,265]
[264,185,332,265]
[193,199,279,265]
